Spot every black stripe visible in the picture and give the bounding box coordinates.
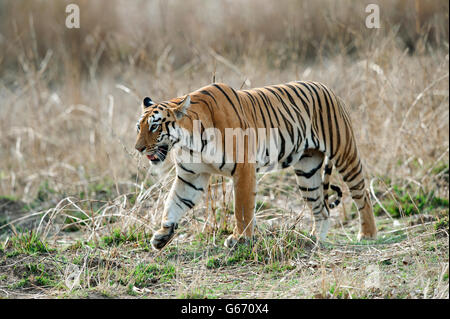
[252,92,269,128]
[319,83,341,159]
[329,200,340,209]
[357,200,368,211]
[318,84,334,157]
[344,161,363,183]
[296,82,312,104]
[230,87,246,124]
[336,131,353,169]
[267,87,297,123]
[219,151,226,170]
[307,83,326,152]
[264,87,296,142]
[305,196,320,202]
[212,84,243,127]
[230,163,237,176]
[294,161,323,178]
[177,175,204,192]
[352,193,364,200]
[312,202,323,212]
[330,184,343,196]
[288,83,311,118]
[200,122,206,152]
[324,164,333,175]
[256,90,278,127]
[349,179,365,191]
[260,88,281,126]
[279,85,304,118]
[159,102,170,108]
[178,164,196,174]
[298,185,319,192]
[242,92,258,125]
[175,192,195,209]
[278,131,286,161]
[335,125,353,168]
[199,90,218,117]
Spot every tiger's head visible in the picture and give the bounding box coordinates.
[134,95,191,165]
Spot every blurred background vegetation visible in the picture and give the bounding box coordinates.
[0,0,448,83]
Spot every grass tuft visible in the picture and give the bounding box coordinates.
[130,263,176,288]
[8,231,52,255]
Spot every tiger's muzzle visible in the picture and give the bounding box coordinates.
[146,144,169,163]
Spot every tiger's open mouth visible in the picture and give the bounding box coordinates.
[147,144,169,163]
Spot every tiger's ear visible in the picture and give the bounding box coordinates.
[142,97,154,110]
[174,95,191,120]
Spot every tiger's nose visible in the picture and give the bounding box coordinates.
[136,145,146,153]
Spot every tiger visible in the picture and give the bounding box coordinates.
[134,81,377,250]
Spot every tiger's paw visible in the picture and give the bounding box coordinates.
[224,235,238,249]
[312,218,330,242]
[151,223,178,250]
[357,230,377,241]
[224,235,252,249]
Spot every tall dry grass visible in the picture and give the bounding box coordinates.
[0,0,448,239]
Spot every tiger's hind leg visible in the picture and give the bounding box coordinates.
[294,150,330,241]
[336,152,377,240]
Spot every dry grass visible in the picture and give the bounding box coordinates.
[0,0,448,299]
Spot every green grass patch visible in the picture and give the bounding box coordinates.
[88,178,115,201]
[33,274,55,287]
[374,185,448,218]
[328,283,354,299]
[11,278,30,289]
[62,211,91,232]
[36,180,56,203]
[130,263,176,288]
[435,215,449,231]
[65,239,96,251]
[8,231,52,255]
[432,162,449,176]
[177,287,213,299]
[263,261,296,274]
[0,194,20,202]
[205,228,314,268]
[256,200,272,211]
[10,262,56,289]
[225,243,263,265]
[206,257,222,269]
[346,231,408,246]
[100,227,152,250]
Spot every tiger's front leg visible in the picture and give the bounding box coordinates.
[151,171,210,250]
[224,164,256,248]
